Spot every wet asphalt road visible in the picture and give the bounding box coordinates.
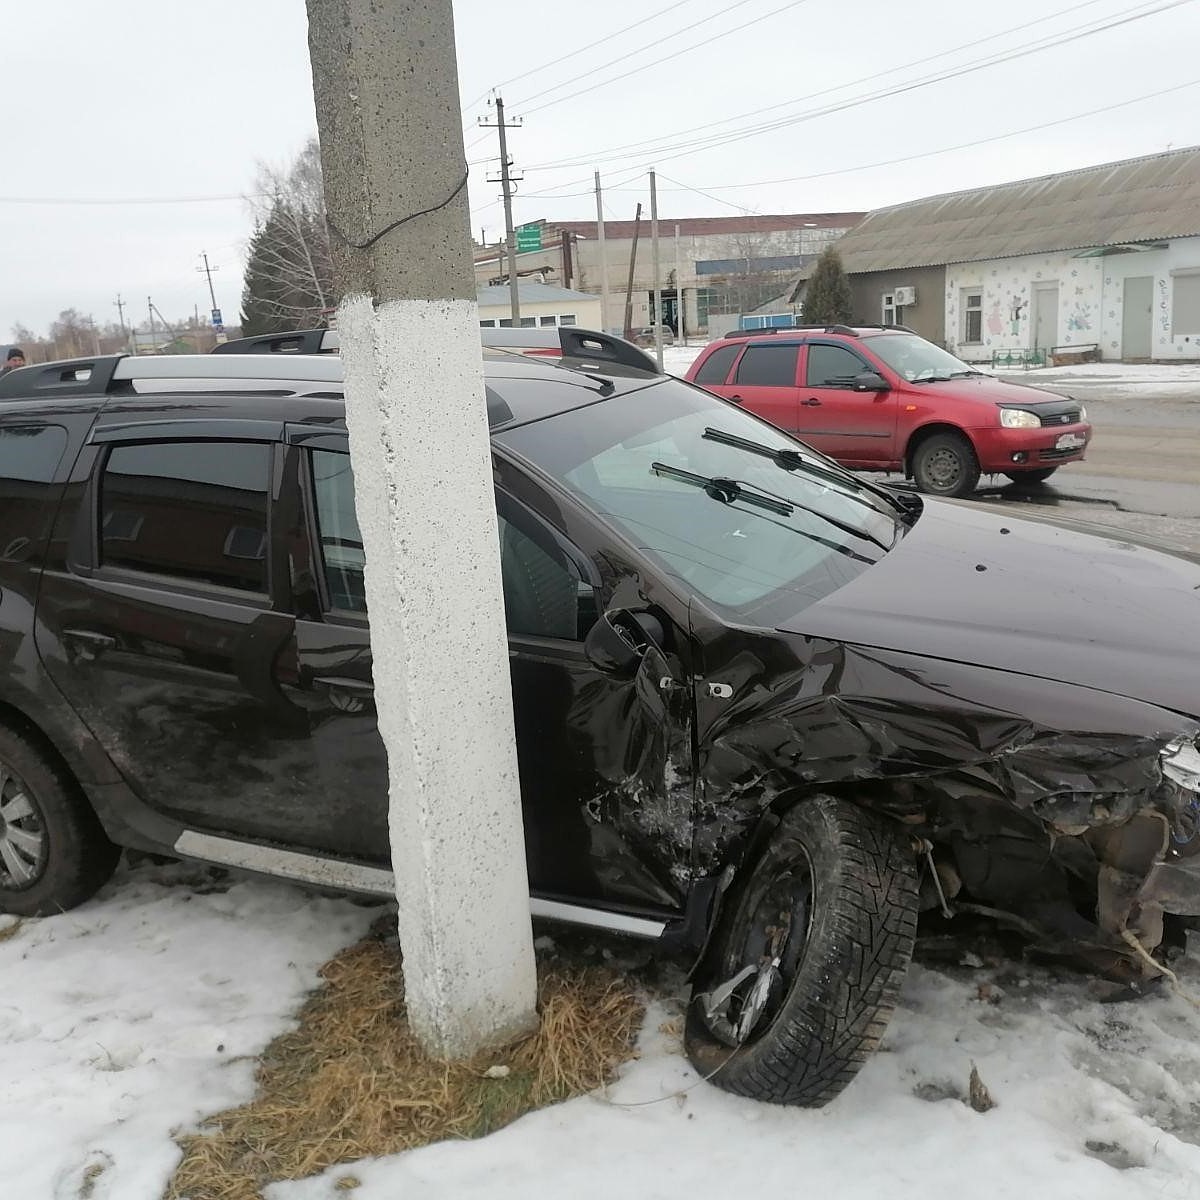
[881,375,1200,552]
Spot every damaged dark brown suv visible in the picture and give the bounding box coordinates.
[0,340,1198,1110]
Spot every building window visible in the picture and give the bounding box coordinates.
[519,316,537,328]
[559,314,577,326]
[479,319,497,328]
[1172,272,1200,336]
[962,291,983,344]
[498,318,514,328]
[882,294,904,326]
[539,315,557,326]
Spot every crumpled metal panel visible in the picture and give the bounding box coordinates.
[691,637,1200,877]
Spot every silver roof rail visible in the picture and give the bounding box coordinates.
[112,354,343,383]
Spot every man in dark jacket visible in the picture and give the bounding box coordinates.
[0,348,25,376]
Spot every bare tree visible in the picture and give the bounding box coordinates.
[242,138,337,333]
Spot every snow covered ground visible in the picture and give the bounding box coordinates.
[6,860,1200,1199]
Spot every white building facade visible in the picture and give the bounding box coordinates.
[944,238,1200,362]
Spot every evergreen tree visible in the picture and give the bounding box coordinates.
[801,247,854,325]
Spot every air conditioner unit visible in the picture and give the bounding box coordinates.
[893,286,917,306]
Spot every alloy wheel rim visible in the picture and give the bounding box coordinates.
[0,764,45,889]
[706,847,815,1047]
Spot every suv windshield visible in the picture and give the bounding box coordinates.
[868,333,983,383]
[497,378,902,624]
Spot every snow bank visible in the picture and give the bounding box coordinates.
[0,861,375,1199]
[274,961,1200,1200]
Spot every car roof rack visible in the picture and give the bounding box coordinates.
[718,323,917,340]
[213,329,339,355]
[217,325,660,374]
[719,324,861,339]
[0,352,343,401]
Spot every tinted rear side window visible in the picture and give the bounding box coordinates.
[0,425,70,565]
[693,344,740,385]
[100,441,271,592]
[735,344,799,387]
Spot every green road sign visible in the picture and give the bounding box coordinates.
[516,224,542,253]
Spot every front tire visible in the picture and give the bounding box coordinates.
[686,795,918,1107]
[0,724,119,917]
[911,431,980,498]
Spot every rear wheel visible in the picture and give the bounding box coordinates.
[0,725,119,917]
[911,431,980,498]
[1004,467,1058,484]
[685,795,918,1107]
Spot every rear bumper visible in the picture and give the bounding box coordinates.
[972,422,1093,472]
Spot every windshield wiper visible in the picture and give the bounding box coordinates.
[653,460,892,552]
[948,369,985,378]
[650,463,794,515]
[702,427,913,523]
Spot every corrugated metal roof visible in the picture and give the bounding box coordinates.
[835,146,1200,273]
[476,282,598,305]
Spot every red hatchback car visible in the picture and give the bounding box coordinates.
[685,325,1092,498]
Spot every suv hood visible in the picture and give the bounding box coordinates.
[783,499,1200,717]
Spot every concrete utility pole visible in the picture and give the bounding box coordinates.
[113,294,127,348]
[675,222,685,345]
[480,96,522,324]
[197,252,228,344]
[649,170,663,371]
[594,172,610,334]
[623,202,642,340]
[146,296,155,355]
[305,0,537,1058]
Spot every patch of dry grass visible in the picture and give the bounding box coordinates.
[0,918,22,944]
[165,922,644,1200]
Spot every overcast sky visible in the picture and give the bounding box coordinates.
[4,0,1199,341]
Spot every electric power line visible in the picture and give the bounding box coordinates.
[516,0,1118,173]
[521,0,1192,173]
[459,0,695,114]
[519,0,814,117]
[662,77,1200,194]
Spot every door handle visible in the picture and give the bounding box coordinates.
[62,629,116,661]
[802,397,822,407]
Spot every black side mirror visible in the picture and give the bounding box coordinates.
[584,610,665,678]
[854,372,889,392]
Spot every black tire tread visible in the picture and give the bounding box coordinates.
[0,723,120,917]
[686,795,918,1107]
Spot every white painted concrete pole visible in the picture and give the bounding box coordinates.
[649,169,663,371]
[595,171,610,334]
[305,0,538,1058]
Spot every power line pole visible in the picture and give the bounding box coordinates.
[622,202,642,340]
[146,296,156,355]
[480,95,522,324]
[675,222,685,346]
[198,252,227,344]
[114,294,128,351]
[649,169,663,370]
[305,0,537,1058]
[594,171,610,334]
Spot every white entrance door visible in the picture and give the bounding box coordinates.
[1122,276,1154,359]
[1032,283,1059,351]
